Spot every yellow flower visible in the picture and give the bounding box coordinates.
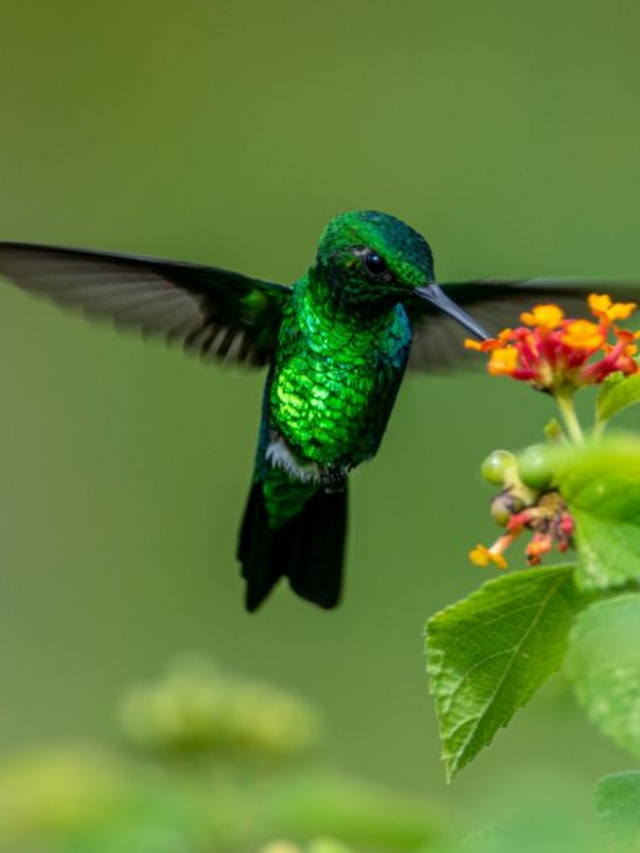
[520,304,564,330]
[561,320,605,351]
[608,303,636,321]
[588,293,612,315]
[488,346,519,376]
[588,293,637,323]
[469,544,508,570]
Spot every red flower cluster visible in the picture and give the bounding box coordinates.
[465,295,638,393]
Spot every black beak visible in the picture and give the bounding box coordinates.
[414,284,490,341]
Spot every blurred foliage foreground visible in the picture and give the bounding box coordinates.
[0,658,440,853]
[0,657,634,853]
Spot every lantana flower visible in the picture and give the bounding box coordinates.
[467,296,638,572]
[464,295,639,395]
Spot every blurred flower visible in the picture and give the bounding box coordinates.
[258,841,303,853]
[118,657,321,760]
[306,839,355,853]
[258,838,353,853]
[0,747,125,841]
[464,295,639,394]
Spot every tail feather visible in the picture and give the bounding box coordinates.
[238,484,283,611]
[238,482,348,611]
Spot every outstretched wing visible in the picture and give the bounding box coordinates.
[408,278,640,372]
[0,243,291,367]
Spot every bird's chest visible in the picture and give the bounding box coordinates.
[269,307,410,467]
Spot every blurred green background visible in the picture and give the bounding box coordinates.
[0,0,639,820]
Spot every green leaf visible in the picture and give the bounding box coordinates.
[571,509,640,590]
[426,566,581,780]
[596,771,640,846]
[552,436,640,590]
[567,594,640,758]
[597,370,640,425]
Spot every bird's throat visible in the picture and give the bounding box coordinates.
[306,266,398,329]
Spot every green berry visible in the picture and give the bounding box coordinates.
[481,450,516,485]
[518,444,554,491]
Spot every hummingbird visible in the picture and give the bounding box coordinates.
[0,210,631,610]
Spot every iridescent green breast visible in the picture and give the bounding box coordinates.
[269,281,411,469]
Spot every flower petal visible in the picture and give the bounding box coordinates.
[520,304,564,330]
[589,293,636,322]
[488,346,519,376]
[469,544,508,570]
[588,293,612,317]
[561,320,605,351]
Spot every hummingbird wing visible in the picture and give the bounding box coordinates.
[408,278,639,371]
[0,243,291,366]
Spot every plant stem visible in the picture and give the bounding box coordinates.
[555,392,584,444]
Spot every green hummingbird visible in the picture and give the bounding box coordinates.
[0,210,631,610]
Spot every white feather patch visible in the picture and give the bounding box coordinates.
[266,436,322,484]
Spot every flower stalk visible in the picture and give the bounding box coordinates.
[554,392,584,445]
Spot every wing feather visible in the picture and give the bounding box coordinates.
[408,278,640,372]
[0,242,291,367]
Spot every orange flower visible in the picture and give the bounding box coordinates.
[609,303,636,321]
[464,329,513,352]
[469,543,508,570]
[465,294,639,392]
[520,304,564,330]
[561,320,605,351]
[589,293,637,323]
[488,346,519,376]
[464,338,484,351]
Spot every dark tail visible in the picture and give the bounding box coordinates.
[237,483,348,612]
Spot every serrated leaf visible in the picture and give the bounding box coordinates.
[567,594,640,758]
[425,566,580,780]
[596,771,640,845]
[597,371,640,424]
[552,437,640,590]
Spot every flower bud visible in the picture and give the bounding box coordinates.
[490,492,525,526]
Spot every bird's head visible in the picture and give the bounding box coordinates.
[315,210,487,338]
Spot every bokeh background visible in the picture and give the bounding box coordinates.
[0,0,639,823]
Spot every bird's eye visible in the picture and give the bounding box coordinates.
[363,251,387,277]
